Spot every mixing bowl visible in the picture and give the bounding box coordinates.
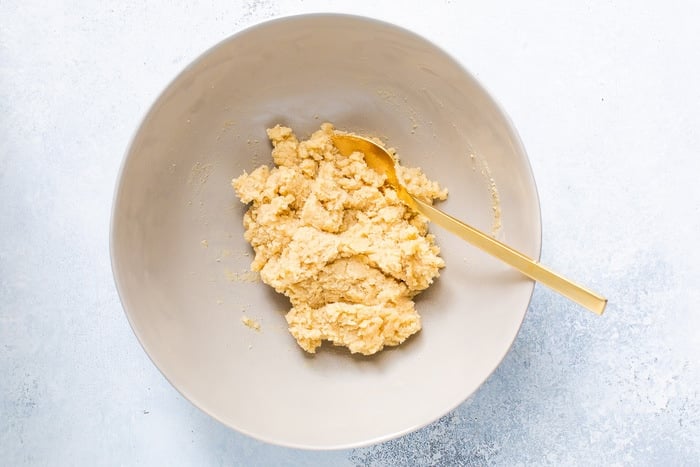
[111,13,541,449]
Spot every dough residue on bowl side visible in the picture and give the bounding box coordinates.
[241,316,261,331]
[232,123,447,355]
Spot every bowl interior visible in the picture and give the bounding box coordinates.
[111,14,541,449]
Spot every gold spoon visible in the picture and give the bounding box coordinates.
[332,133,607,315]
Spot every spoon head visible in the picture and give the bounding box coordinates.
[332,133,399,184]
[332,133,416,207]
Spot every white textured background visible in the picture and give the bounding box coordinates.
[2,1,699,465]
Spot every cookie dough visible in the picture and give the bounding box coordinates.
[232,123,447,355]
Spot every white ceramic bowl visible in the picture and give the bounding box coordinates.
[111,14,541,449]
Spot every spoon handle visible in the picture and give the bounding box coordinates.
[412,197,607,315]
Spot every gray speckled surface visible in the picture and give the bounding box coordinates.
[2,1,699,465]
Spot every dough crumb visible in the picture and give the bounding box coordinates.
[241,316,261,331]
[232,123,447,355]
[200,239,209,248]
[225,270,260,283]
